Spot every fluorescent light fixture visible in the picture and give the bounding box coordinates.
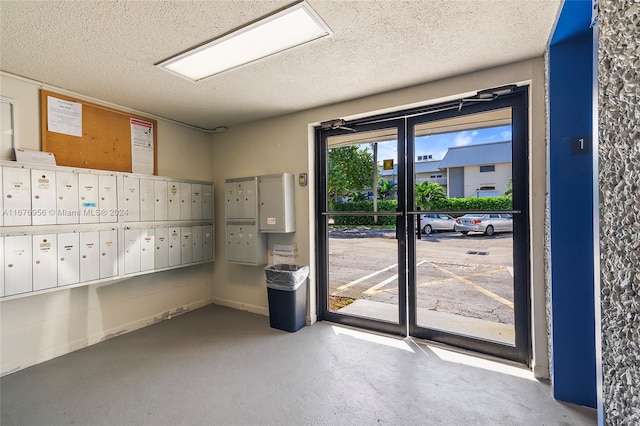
[157,1,332,82]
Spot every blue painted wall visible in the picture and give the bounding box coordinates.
[548,0,597,408]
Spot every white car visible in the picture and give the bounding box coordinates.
[454,213,513,236]
[418,213,456,234]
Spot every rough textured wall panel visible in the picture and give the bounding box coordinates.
[599,0,640,423]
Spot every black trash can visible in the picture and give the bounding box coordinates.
[265,264,309,332]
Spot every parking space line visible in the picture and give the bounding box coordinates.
[430,263,514,308]
[362,260,429,295]
[335,263,398,292]
[363,275,397,295]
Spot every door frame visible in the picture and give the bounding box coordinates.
[406,89,531,364]
[315,119,407,336]
[315,87,531,365]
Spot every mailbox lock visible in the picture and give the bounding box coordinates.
[102,253,106,256]
[8,264,13,268]
[60,258,65,261]
[34,195,40,199]
[36,260,41,264]
[6,194,12,198]
[82,255,87,259]
[59,196,64,199]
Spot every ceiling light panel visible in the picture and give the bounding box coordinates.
[158,1,332,82]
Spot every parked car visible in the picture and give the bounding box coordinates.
[454,213,513,236]
[418,213,456,234]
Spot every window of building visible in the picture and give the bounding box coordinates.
[480,165,495,172]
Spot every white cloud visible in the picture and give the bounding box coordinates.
[454,131,473,146]
[501,130,512,140]
[471,130,479,136]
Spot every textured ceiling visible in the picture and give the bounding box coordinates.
[0,1,561,130]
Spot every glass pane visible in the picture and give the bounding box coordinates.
[326,129,399,323]
[413,109,515,345]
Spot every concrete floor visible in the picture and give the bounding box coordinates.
[1,304,596,425]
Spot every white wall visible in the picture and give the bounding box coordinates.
[210,58,550,377]
[463,162,512,197]
[0,73,214,375]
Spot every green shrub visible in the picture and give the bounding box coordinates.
[429,196,512,215]
[329,200,398,226]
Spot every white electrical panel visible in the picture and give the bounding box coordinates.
[124,228,141,275]
[57,232,80,286]
[32,234,57,291]
[258,173,295,233]
[4,235,32,295]
[0,161,214,299]
[154,227,169,269]
[80,231,100,282]
[99,229,118,279]
[99,174,117,223]
[140,228,155,272]
[3,167,32,226]
[123,176,140,222]
[31,169,57,225]
[168,227,181,267]
[56,171,79,224]
[78,173,99,224]
[139,179,155,221]
[167,182,181,220]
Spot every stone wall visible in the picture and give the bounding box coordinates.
[598,0,640,423]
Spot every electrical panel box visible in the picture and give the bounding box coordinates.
[99,229,118,278]
[4,235,33,295]
[56,171,79,224]
[80,231,100,282]
[123,176,140,222]
[31,169,57,225]
[258,173,295,233]
[225,177,257,220]
[33,234,58,291]
[57,232,80,286]
[226,223,267,266]
[3,167,32,226]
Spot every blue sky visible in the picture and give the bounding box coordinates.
[371,125,512,165]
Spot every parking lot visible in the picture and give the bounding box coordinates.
[328,228,515,341]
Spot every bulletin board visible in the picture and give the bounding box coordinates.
[40,89,158,175]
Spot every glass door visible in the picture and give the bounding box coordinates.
[317,119,406,335]
[316,87,531,364]
[407,92,530,364]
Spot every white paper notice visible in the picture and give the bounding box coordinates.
[272,245,295,265]
[131,118,154,175]
[47,96,82,137]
